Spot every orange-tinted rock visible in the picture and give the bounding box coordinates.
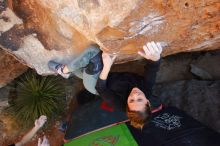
[0,0,219,75]
[12,0,220,59]
[0,6,91,75]
[0,48,27,87]
[12,0,92,53]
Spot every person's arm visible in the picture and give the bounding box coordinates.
[15,115,47,146]
[138,41,163,98]
[96,77,117,103]
[95,53,121,107]
[38,136,50,146]
[99,53,116,80]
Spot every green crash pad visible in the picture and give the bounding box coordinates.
[64,123,138,146]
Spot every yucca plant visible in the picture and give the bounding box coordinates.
[7,71,65,128]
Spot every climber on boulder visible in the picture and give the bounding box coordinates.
[95,41,163,129]
[48,41,163,129]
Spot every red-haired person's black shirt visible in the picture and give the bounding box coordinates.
[95,59,162,112]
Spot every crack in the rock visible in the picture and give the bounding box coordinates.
[125,14,165,39]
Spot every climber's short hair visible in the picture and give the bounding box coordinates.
[126,103,151,129]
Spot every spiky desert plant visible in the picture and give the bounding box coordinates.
[7,71,65,128]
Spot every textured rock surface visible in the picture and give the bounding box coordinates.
[0,48,27,88]
[190,64,213,80]
[0,5,91,75]
[0,0,220,75]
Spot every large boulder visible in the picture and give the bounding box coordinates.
[0,0,220,75]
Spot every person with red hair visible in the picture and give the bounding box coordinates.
[96,41,163,129]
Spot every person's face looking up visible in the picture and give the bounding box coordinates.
[127,87,149,112]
